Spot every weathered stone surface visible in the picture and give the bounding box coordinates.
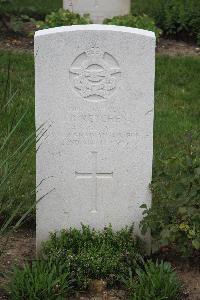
[63,0,131,24]
[35,25,155,248]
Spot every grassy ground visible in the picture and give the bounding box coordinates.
[154,55,199,161]
[1,0,62,15]
[0,51,35,218]
[0,50,199,218]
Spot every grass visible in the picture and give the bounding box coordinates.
[0,50,199,220]
[1,0,62,16]
[154,55,200,162]
[0,51,35,219]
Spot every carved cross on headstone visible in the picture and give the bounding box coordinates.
[75,151,113,213]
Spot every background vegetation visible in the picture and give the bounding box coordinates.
[6,226,182,299]
[1,0,200,44]
[0,0,62,17]
[132,0,200,44]
[0,50,199,256]
[104,14,161,39]
[0,0,199,298]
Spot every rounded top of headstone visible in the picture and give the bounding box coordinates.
[35,24,155,39]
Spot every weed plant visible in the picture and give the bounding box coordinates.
[132,0,200,44]
[140,136,200,256]
[42,225,144,289]
[127,260,182,300]
[6,225,143,297]
[6,259,73,300]
[104,14,161,39]
[6,228,183,299]
[36,9,91,30]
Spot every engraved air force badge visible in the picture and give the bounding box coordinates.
[70,47,121,102]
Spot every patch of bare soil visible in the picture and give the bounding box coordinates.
[157,38,200,56]
[178,269,200,300]
[0,34,34,54]
[0,228,35,299]
[0,25,200,57]
[68,289,126,300]
[0,229,200,300]
[0,22,35,53]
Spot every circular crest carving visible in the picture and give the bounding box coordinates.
[70,47,121,102]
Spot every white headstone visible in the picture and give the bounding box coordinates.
[63,0,131,24]
[35,25,155,249]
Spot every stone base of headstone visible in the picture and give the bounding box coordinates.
[63,0,131,24]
